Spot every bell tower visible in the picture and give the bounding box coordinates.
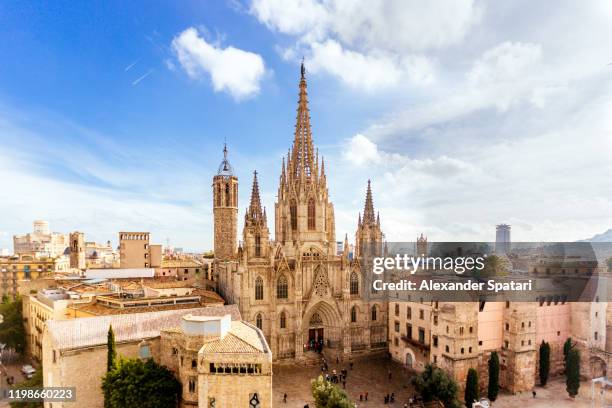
[213,144,238,260]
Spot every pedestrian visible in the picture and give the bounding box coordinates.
[336,356,340,364]
[283,393,287,403]
[532,389,536,398]
[388,368,392,380]
[350,361,354,370]
[404,404,408,408]
[384,395,388,404]
[365,391,368,401]
[360,394,363,401]
[390,392,395,403]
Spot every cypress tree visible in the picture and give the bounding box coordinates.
[539,341,550,386]
[487,351,500,401]
[563,337,573,369]
[566,348,580,397]
[107,325,117,372]
[465,368,479,407]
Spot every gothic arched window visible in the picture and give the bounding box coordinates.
[350,272,359,295]
[225,183,230,206]
[277,275,288,299]
[256,313,263,330]
[255,276,263,300]
[371,305,377,321]
[280,311,286,329]
[216,184,221,207]
[255,233,261,257]
[351,306,357,323]
[233,184,238,207]
[307,198,315,230]
[290,199,297,230]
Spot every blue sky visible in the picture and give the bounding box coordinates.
[1,1,612,251]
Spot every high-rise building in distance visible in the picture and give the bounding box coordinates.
[495,224,511,254]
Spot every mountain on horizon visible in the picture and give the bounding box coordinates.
[580,228,612,242]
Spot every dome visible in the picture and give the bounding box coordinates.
[217,143,234,176]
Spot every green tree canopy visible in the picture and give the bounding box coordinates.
[480,255,510,277]
[311,375,353,408]
[464,368,479,407]
[0,296,26,354]
[101,358,181,408]
[566,348,580,397]
[412,364,460,408]
[539,341,551,386]
[487,351,500,401]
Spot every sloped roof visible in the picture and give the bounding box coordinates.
[161,259,202,268]
[86,268,155,279]
[47,305,240,351]
[199,321,265,354]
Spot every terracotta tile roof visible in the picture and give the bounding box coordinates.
[143,280,197,289]
[67,301,207,316]
[191,321,267,354]
[173,321,269,353]
[47,305,241,351]
[161,259,202,268]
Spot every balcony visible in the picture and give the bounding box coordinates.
[401,335,430,351]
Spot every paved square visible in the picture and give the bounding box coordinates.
[273,354,416,407]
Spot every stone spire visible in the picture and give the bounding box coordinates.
[246,170,264,226]
[355,179,383,258]
[363,179,376,225]
[288,61,316,182]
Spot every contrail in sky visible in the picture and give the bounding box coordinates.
[124,59,140,72]
[132,69,153,86]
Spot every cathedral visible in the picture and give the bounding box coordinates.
[212,64,388,362]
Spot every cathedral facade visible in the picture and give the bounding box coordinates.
[213,65,388,362]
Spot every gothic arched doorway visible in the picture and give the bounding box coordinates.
[303,301,342,350]
[308,312,324,344]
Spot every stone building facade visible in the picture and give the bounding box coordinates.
[160,314,272,407]
[389,299,608,395]
[42,305,271,408]
[118,232,162,269]
[214,64,388,362]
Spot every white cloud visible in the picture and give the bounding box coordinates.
[308,41,401,90]
[172,27,266,100]
[250,0,481,52]
[467,42,542,85]
[250,0,328,38]
[251,0,470,90]
[342,134,381,165]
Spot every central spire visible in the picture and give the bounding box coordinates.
[289,61,315,181]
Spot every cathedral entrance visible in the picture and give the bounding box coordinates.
[302,301,343,352]
[309,328,324,343]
